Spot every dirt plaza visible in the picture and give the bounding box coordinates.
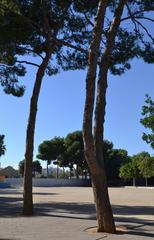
[0,186,154,240]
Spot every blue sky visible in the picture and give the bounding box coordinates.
[0,58,154,169]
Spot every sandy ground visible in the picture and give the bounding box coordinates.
[0,186,154,239]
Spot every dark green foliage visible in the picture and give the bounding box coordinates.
[19,159,42,176]
[140,95,154,149]
[37,137,65,165]
[137,152,154,179]
[103,140,130,180]
[1,0,153,95]
[0,1,26,96]
[0,0,99,96]
[18,159,24,176]
[59,131,88,175]
[32,160,42,176]
[119,151,154,182]
[38,133,131,180]
[119,156,141,180]
[0,135,6,157]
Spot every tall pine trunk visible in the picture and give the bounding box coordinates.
[82,0,112,233]
[93,0,126,232]
[23,50,52,215]
[83,0,126,233]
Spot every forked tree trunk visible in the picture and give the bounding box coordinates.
[92,170,115,232]
[83,0,126,233]
[93,0,126,232]
[23,49,52,215]
[83,0,113,233]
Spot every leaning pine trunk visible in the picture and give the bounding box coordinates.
[93,0,126,232]
[23,50,52,215]
[92,169,115,232]
[83,0,126,233]
[82,0,115,233]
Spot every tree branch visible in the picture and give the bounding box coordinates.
[16,60,39,67]
[84,13,94,27]
[16,46,44,60]
[134,19,154,42]
[134,16,154,22]
[121,9,154,22]
[124,4,154,42]
[56,39,88,54]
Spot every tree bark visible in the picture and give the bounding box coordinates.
[23,49,52,215]
[83,0,126,233]
[93,0,126,232]
[83,0,112,233]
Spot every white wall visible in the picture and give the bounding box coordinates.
[4,178,90,187]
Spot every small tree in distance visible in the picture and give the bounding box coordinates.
[0,135,6,158]
[137,152,154,186]
[37,137,64,177]
[119,152,154,186]
[140,95,154,150]
[19,160,42,177]
[119,159,140,186]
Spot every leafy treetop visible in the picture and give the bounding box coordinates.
[140,95,154,150]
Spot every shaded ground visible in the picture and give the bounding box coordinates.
[0,187,154,239]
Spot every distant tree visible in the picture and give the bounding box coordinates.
[18,160,25,176]
[19,160,42,177]
[0,135,6,157]
[32,160,42,177]
[37,137,64,177]
[136,152,154,186]
[60,131,88,179]
[103,140,130,181]
[119,156,141,186]
[140,95,154,150]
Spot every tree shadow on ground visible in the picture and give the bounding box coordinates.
[0,189,59,217]
[35,202,154,238]
[0,190,154,238]
[35,201,96,220]
[33,192,60,196]
[115,217,154,238]
[0,239,19,240]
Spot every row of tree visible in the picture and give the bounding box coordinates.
[18,131,154,187]
[0,0,154,233]
[120,152,154,186]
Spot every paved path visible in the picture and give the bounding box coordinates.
[0,187,154,239]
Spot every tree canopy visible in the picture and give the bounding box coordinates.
[140,95,154,150]
[0,135,6,157]
[119,151,154,186]
[19,159,42,177]
[37,137,64,176]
